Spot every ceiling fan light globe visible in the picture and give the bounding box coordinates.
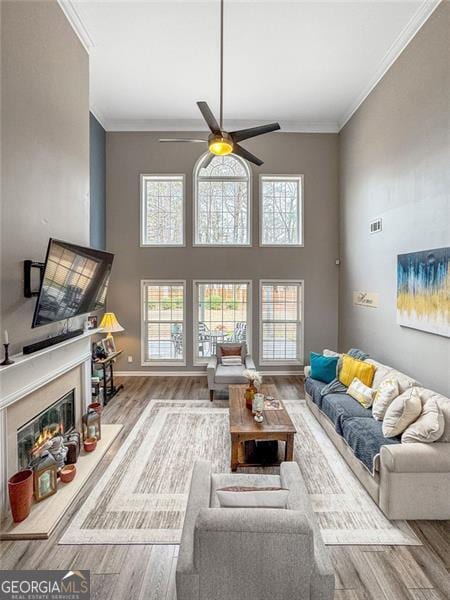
[209,137,233,156]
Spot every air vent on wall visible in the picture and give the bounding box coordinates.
[370,218,382,234]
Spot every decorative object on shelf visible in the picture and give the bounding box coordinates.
[64,431,81,464]
[397,247,449,337]
[243,369,262,410]
[83,437,97,453]
[99,312,124,345]
[8,469,33,523]
[60,464,77,483]
[30,451,58,502]
[252,393,265,414]
[1,330,14,366]
[87,315,98,330]
[88,402,102,415]
[82,409,101,441]
[93,341,107,360]
[101,336,116,356]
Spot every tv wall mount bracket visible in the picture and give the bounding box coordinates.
[24,260,45,298]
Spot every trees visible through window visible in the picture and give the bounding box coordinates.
[260,175,302,245]
[141,281,185,364]
[194,281,250,361]
[260,281,302,363]
[194,154,250,245]
[141,175,184,246]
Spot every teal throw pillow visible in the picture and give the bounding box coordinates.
[310,352,338,384]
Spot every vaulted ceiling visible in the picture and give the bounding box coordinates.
[62,1,440,131]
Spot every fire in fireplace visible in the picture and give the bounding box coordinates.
[17,390,75,469]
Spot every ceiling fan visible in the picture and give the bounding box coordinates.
[159,0,280,166]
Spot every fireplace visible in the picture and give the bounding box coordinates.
[17,390,76,470]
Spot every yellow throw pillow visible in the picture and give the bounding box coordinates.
[339,354,375,388]
[347,377,375,408]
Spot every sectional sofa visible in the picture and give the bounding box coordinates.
[304,352,450,520]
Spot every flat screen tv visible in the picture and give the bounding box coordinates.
[32,239,114,328]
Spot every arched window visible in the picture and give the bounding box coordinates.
[194,153,251,245]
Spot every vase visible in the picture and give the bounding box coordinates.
[8,469,33,523]
[245,383,257,410]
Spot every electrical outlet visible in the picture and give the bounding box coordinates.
[127,355,133,363]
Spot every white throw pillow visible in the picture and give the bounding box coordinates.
[347,377,375,408]
[402,397,445,443]
[221,355,242,366]
[216,486,289,508]
[414,389,450,442]
[382,387,422,438]
[372,378,400,421]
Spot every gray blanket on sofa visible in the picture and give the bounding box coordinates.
[320,348,369,396]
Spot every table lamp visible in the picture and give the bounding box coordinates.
[99,312,124,342]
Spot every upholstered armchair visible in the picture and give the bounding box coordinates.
[207,342,255,401]
[176,460,335,600]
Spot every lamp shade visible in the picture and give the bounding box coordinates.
[99,312,124,333]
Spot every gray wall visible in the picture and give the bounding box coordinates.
[106,132,339,372]
[339,3,449,395]
[0,0,90,354]
[90,113,106,250]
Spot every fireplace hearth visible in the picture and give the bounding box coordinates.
[17,390,75,470]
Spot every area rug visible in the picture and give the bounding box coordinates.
[59,399,421,546]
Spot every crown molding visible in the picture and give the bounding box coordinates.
[57,0,94,53]
[338,0,442,130]
[89,103,108,130]
[102,118,339,134]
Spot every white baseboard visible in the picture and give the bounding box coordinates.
[116,370,304,377]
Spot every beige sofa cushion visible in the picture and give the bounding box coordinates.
[366,359,392,390]
[386,369,420,394]
[402,397,445,443]
[372,378,400,421]
[382,388,422,438]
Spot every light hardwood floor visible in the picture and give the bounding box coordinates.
[1,376,449,600]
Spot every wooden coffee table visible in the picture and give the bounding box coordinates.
[229,384,297,471]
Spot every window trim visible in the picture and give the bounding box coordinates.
[193,152,252,247]
[140,174,186,247]
[259,174,304,247]
[141,279,187,366]
[193,279,252,366]
[259,279,304,366]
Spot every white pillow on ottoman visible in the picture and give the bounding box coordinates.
[402,397,445,443]
[382,387,422,438]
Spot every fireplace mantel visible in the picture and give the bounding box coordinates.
[0,329,101,410]
[0,328,100,517]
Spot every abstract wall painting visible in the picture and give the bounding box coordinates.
[397,247,449,337]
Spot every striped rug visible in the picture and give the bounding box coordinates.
[59,399,420,546]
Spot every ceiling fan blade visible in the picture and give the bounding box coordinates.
[230,122,280,143]
[232,144,263,166]
[159,138,206,143]
[197,101,221,135]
